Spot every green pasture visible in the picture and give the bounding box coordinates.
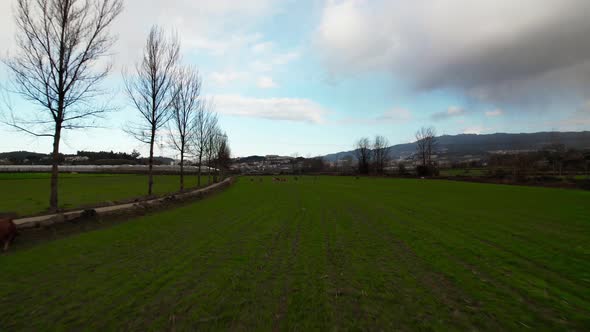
[1,176,589,330]
[439,168,487,177]
[0,173,210,215]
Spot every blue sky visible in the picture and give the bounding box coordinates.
[1,0,590,158]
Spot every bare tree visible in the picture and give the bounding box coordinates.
[372,135,390,174]
[354,137,371,175]
[415,126,438,176]
[2,0,123,211]
[415,126,437,167]
[426,128,437,166]
[190,99,217,187]
[169,65,201,191]
[124,26,180,196]
[205,123,221,184]
[214,132,231,181]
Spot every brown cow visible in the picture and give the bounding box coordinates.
[0,215,17,252]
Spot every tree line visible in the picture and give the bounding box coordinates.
[123,26,230,193]
[351,128,590,182]
[353,126,438,176]
[1,0,231,211]
[488,144,590,181]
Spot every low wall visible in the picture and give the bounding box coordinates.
[0,165,217,175]
[13,177,234,229]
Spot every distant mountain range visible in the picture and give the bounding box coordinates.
[321,131,590,162]
[3,131,590,164]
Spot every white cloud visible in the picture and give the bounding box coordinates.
[209,71,246,86]
[252,41,274,53]
[182,33,263,56]
[251,61,274,72]
[377,108,412,123]
[251,51,300,72]
[554,102,590,128]
[212,94,327,123]
[316,0,397,72]
[272,51,300,65]
[315,0,590,107]
[0,0,281,67]
[257,76,278,89]
[431,106,466,121]
[0,2,15,48]
[463,126,489,135]
[485,109,504,117]
[334,107,412,125]
[110,0,279,65]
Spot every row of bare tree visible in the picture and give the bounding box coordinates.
[353,135,390,175]
[123,26,230,195]
[353,127,437,176]
[1,0,230,211]
[488,144,590,180]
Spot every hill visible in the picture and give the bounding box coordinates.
[322,131,590,161]
[0,151,47,160]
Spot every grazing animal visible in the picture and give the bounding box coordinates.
[0,217,17,252]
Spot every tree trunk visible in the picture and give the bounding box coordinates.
[197,154,202,187]
[148,127,155,196]
[214,161,218,183]
[207,161,211,185]
[49,123,62,211]
[179,150,184,191]
[559,162,563,177]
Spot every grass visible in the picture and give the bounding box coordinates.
[439,168,488,177]
[0,173,210,215]
[438,168,590,180]
[561,174,590,180]
[1,176,589,330]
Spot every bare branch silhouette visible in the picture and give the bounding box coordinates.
[168,65,201,191]
[123,25,180,195]
[2,0,123,210]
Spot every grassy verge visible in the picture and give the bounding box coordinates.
[0,173,210,215]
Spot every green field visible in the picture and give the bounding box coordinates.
[1,176,589,330]
[0,173,210,216]
[439,168,488,177]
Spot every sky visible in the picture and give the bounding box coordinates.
[1,0,590,158]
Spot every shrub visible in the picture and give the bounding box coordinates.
[416,165,438,177]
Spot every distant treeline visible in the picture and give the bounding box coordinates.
[0,150,174,166]
[487,144,590,180]
[0,151,48,165]
[77,150,141,161]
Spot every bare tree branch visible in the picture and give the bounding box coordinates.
[2,0,123,210]
[213,131,231,181]
[415,126,437,175]
[204,114,220,185]
[372,135,389,174]
[123,25,180,195]
[189,98,217,187]
[354,137,371,175]
[168,65,201,191]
